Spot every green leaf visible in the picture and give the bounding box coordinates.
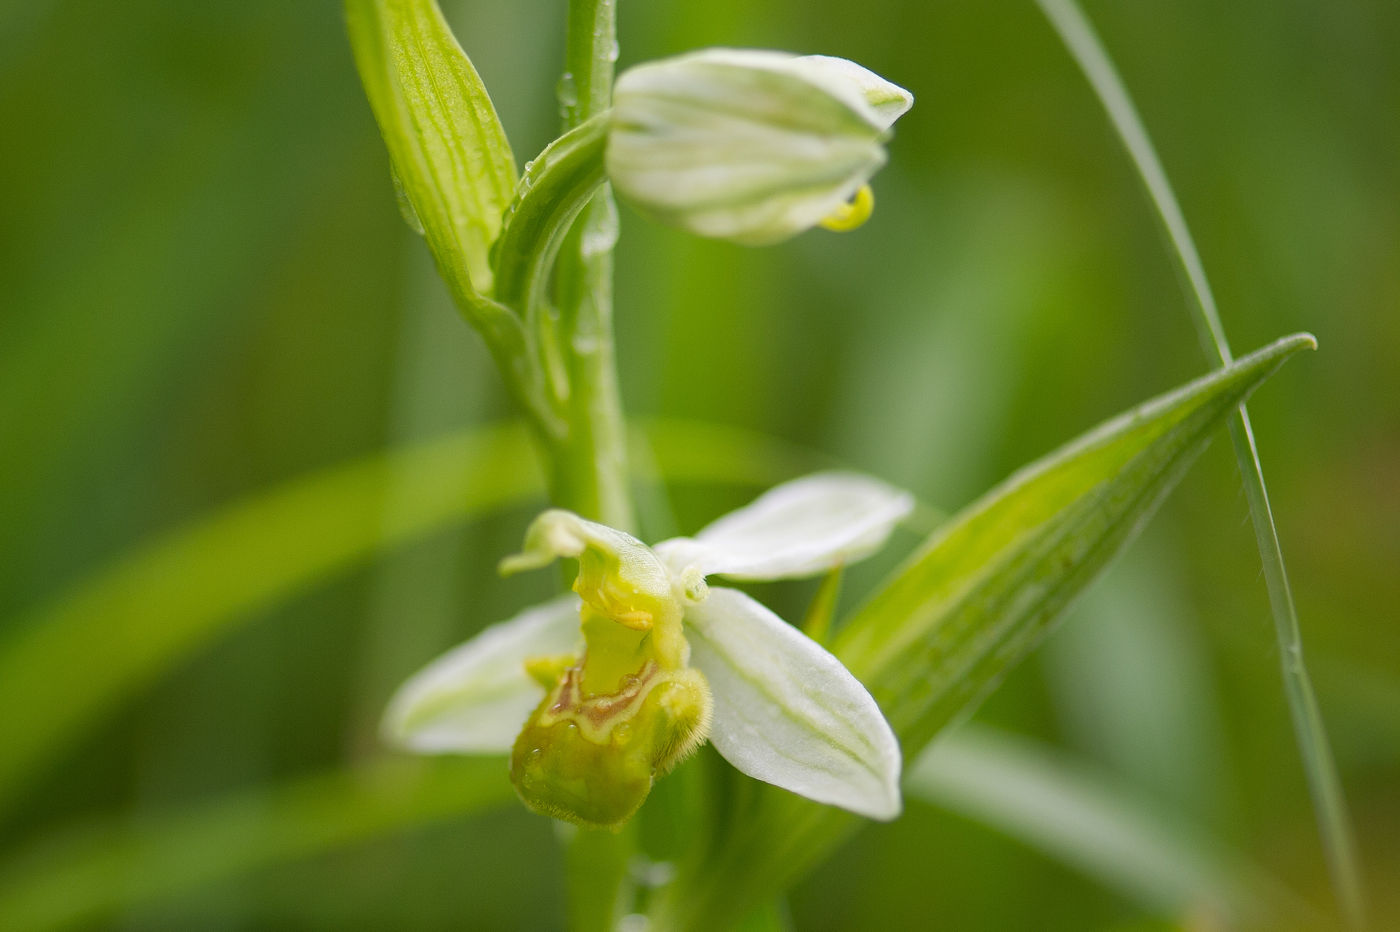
[908,726,1300,924]
[343,0,515,298]
[0,757,513,932]
[0,420,819,821]
[840,332,1314,749]
[1033,3,1363,922]
[653,333,1315,929]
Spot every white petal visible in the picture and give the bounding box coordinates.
[685,587,901,819]
[792,55,914,130]
[656,472,913,581]
[381,595,580,753]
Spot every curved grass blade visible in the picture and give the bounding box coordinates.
[909,726,1303,924]
[654,334,1315,929]
[1032,3,1363,924]
[0,728,1297,930]
[0,757,512,931]
[0,420,819,822]
[0,424,540,818]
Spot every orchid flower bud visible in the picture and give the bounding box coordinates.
[607,48,913,245]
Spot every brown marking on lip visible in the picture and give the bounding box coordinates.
[540,661,662,738]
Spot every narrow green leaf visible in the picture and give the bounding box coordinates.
[655,333,1315,929]
[732,900,793,932]
[0,757,513,932]
[0,420,818,821]
[908,726,1300,924]
[0,731,1297,931]
[838,333,1315,750]
[1033,3,1364,923]
[0,424,542,818]
[344,0,515,296]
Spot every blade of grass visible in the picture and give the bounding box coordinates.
[909,726,1305,925]
[0,756,513,931]
[0,423,540,820]
[7,726,1301,931]
[1032,1,1363,924]
[17,720,1298,932]
[0,419,821,823]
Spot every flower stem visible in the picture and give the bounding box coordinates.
[553,0,638,924]
[538,0,635,532]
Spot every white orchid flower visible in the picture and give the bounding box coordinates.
[383,472,913,828]
[607,48,914,245]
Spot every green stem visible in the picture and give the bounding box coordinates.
[554,0,637,925]
[548,192,632,528]
[562,823,637,932]
[1033,1,1364,926]
[541,0,635,533]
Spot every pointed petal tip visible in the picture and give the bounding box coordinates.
[858,786,903,822]
[842,738,903,821]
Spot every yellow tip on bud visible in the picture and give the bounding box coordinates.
[819,185,875,233]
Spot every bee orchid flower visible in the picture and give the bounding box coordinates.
[382,473,912,829]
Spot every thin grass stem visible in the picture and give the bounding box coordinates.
[1032,1,1364,925]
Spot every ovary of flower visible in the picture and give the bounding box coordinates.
[382,472,915,828]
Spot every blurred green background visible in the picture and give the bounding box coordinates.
[1,0,1396,928]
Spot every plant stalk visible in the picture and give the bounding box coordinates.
[552,0,639,926]
[538,0,635,532]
